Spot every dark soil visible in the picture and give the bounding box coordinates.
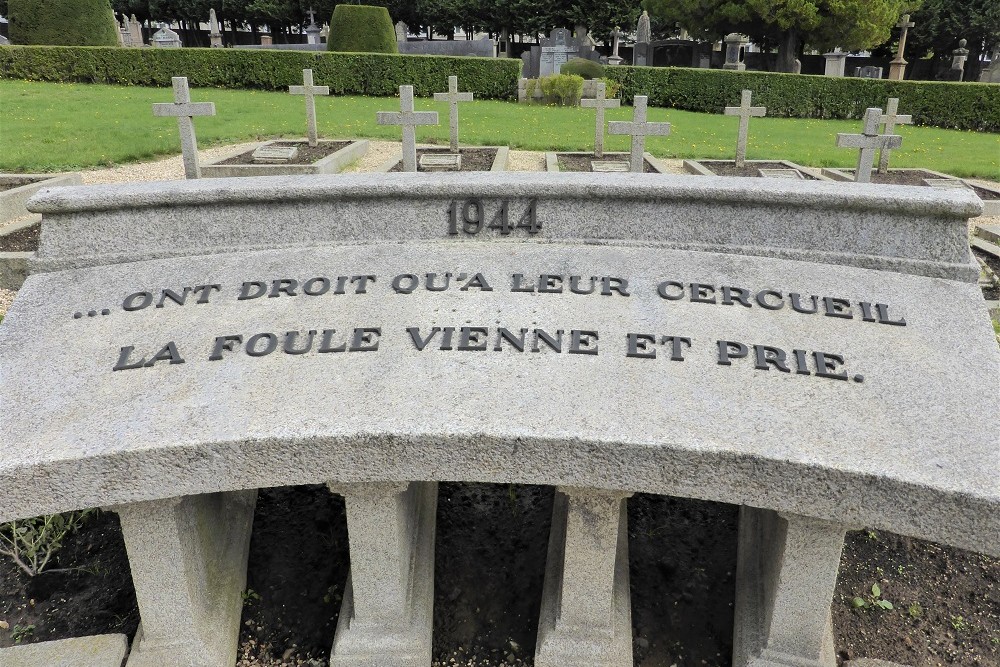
[971,185,1000,200]
[841,169,1000,200]
[0,223,39,252]
[0,510,139,648]
[629,494,738,667]
[238,485,349,664]
[556,153,657,173]
[974,247,1000,300]
[0,178,42,193]
[702,160,817,180]
[833,530,1000,666]
[218,141,352,166]
[389,148,499,172]
[433,483,553,664]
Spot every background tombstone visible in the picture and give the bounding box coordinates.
[981,49,1000,83]
[824,48,848,76]
[289,69,330,147]
[888,14,915,81]
[634,10,651,65]
[855,65,883,79]
[878,98,912,173]
[128,15,143,46]
[793,58,802,74]
[539,28,580,76]
[725,89,766,168]
[395,21,408,41]
[723,33,748,70]
[209,8,223,48]
[0,35,9,46]
[151,77,216,179]
[607,95,671,172]
[151,24,181,48]
[305,8,322,45]
[377,85,439,173]
[608,26,624,66]
[433,75,474,153]
[944,39,969,81]
[835,107,902,183]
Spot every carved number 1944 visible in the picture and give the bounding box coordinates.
[447,199,541,236]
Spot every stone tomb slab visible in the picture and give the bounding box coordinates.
[759,168,804,179]
[252,144,299,164]
[684,159,827,180]
[547,152,666,173]
[591,160,631,173]
[923,178,971,190]
[419,153,462,172]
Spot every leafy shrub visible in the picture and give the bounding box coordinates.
[604,66,1000,133]
[0,46,521,99]
[328,4,398,54]
[0,510,93,576]
[539,73,584,106]
[560,57,605,80]
[8,0,119,47]
[600,77,622,100]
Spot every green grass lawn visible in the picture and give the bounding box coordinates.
[1,79,998,179]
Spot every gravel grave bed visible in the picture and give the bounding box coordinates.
[702,160,818,179]
[217,141,353,166]
[389,148,498,172]
[556,153,657,173]
[0,223,39,253]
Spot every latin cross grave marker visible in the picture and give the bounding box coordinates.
[608,96,671,173]
[289,69,330,147]
[581,82,620,159]
[878,98,912,174]
[377,86,440,173]
[889,14,915,81]
[151,77,216,180]
[433,76,473,153]
[835,107,902,183]
[724,89,766,167]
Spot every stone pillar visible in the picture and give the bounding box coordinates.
[535,487,633,667]
[824,50,848,77]
[327,482,437,667]
[734,507,851,667]
[724,33,749,70]
[113,490,257,667]
[260,34,273,46]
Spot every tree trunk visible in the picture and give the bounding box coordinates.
[776,29,799,73]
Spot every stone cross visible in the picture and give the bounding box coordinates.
[581,82,620,159]
[289,69,330,147]
[724,89,766,167]
[433,76,473,153]
[888,14,915,80]
[377,85,439,173]
[306,7,317,25]
[607,96,671,173]
[835,108,902,183]
[877,98,912,174]
[152,77,216,180]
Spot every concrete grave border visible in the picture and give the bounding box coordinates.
[201,139,369,178]
[684,159,832,181]
[0,633,129,667]
[545,151,668,173]
[822,167,1000,215]
[0,173,81,224]
[0,213,41,291]
[376,145,510,173]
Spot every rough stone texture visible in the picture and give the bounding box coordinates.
[0,173,81,224]
[433,76,474,153]
[0,634,128,667]
[151,78,216,180]
[734,508,846,667]
[201,140,369,178]
[326,482,436,667]
[0,251,31,291]
[607,96,671,172]
[535,488,632,667]
[112,491,256,667]
[724,90,766,168]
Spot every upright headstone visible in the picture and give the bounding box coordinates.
[981,49,1000,83]
[395,21,409,41]
[793,58,802,74]
[305,8,321,45]
[151,77,216,179]
[581,82,620,159]
[723,33,748,71]
[260,35,273,46]
[634,11,651,66]
[377,85,440,173]
[0,35,10,46]
[209,8,223,48]
[724,90,766,168]
[433,76,474,153]
[608,27,624,66]
[607,95,671,173]
[824,48,848,77]
[289,69,330,147]
[540,28,579,76]
[116,15,126,46]
[128,15,143,47]
[835,108,902,183]
[151,24,182,48]
[945,39,969,81]
[855,65,883,79]
[877,98,912,174]
[888,14,915,81]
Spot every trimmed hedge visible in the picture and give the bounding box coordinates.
[328,5,398,54]
[605,66,1000,133]
[0,46,521,99]
[560,58,605,80]
[8,0,119,46]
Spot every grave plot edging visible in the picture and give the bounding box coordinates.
[0,214,40,291]
[376,146,510,173]
[201,139,370,178]
[0,633,129,667]
[684,159,832,181]
[823,167,1000,215]
[0,173,82,225]
[545,152,667,173]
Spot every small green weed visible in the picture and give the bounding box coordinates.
[12,624,35,644]
[908,602,923,618]
[852,583,894,611]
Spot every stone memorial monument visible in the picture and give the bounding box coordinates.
[607,96,671,172]
[128,15,143,47]
[944,39,969,81]
[823,48,848,77]
[855,65,883,79]
[151,77,216,179]
[581,82,620,159]
[888,14,915,81]
[1,168,997,667]
[539,28,578,76]
[723,33,748,70]
[633,10,652,65]
[150,24,182,48]
[209,8,223,48]
[836,107,902,183]
[725,89,766,168]
[118,15,132,46]
[608,26,624,66]
[305,8,321,45]
[433,76,474,154]
[289,69,330,147]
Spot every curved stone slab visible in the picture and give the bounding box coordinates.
[1,174,997,560]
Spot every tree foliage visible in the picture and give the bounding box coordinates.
[9,0,120,45]
[903,0,1000,79]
